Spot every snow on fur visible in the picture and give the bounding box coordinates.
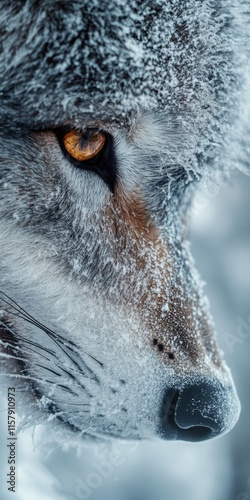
[0,0,247,441]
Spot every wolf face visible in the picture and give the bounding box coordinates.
[0,0,242,441]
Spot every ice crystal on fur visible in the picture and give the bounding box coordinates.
[0,0,248,441]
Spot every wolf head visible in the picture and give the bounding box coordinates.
[0,0,242,441]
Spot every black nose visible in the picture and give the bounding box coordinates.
[160,380,240,442]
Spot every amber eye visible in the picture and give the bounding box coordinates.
[62,129,106,161]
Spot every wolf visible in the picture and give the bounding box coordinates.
[0,0,247,442]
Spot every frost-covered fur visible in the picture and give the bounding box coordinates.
[0,0,248,441]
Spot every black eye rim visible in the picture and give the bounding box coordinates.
[54,127,117,193]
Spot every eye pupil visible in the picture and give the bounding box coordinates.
[63,129,106,161]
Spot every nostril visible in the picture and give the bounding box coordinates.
[178,425,212,442]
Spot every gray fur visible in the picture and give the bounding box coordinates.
[0,0,248,440]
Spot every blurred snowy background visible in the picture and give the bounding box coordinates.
[0,169,249,500]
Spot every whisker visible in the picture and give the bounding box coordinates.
[84,351,104,367]
[36,364,63,378]
[0,320,57,357]
[0,292,105,410]
[57,384,78,396]
[0,292,102,378]
[56,400,90,407]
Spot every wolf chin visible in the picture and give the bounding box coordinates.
[0,0,248,442]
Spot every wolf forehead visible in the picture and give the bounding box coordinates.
[0,0,236,132]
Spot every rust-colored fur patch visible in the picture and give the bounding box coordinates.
[99,186,222,370]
